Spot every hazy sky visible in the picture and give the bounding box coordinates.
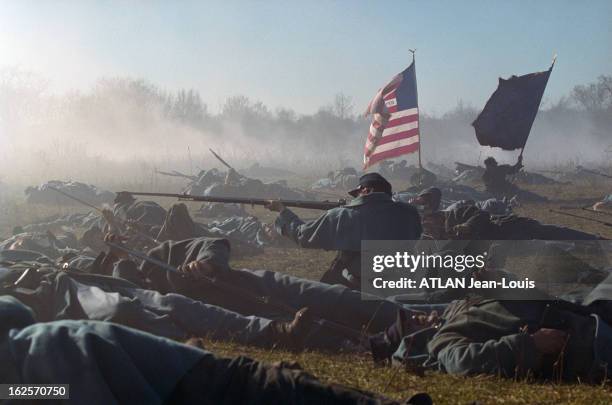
[1,0,610,115]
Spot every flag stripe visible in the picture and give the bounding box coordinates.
[381,120,418,137]
[388,110,418,124]
[389,108,418,119]
[377,127,419,146]
[370,134,419,154]
[367,143,420,166]
[383,90,397,100]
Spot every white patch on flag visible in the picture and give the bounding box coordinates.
[384,98,397,108]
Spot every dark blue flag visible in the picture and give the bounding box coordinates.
[472,64,553,151]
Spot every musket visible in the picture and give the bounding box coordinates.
[576,166,612,179]
[589,208,612,218]
[47,186,160,244]
[455,161,481,172]
[121,191,346,211]
[536,169,567,174]
[155,170,197,181]
[209,148,235,171]
[106,241,364,342]
[558,205,612,218]
[548,209,612,227]
[48,186,102,212]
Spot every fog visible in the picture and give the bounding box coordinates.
[0,68,610,189]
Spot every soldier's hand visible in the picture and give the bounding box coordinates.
[265,200,285,212]
[531,328,567,355]
[103,233,129,258]
[412,310,439,326]
[101,208,115,222]
[180,260,215,280]
[452,224,472,239]
[262,223,279,240]
[409,196,426,206]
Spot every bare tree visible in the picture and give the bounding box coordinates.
[571,75,612,111]
[332,92,354,119]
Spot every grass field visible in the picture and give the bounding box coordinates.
[1,177,612,403]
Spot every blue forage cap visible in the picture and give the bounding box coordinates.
[348,172,392,197]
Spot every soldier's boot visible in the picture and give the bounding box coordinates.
[268,307,313,350]
[369,308,411,363]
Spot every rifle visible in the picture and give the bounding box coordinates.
[455,161,482,172]
[106,241,364,342]
[558,205,612,218]
[155,170,198,181]
[121,191,346,211]
[47,186,160,244]
[548,209,612,227]
[209,148,235,171]
[536,169,567,174]
[576,166,612,179]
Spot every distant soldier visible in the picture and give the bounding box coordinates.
[266,173,422,289]
[411,187,603,240]
[113,191,167,228]
[482,155,523,197]
[410,187,446,240]
[224,168,243,186]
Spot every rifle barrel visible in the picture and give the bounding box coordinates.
[556,206,612,218]
[48,187,160,243]
[580,168,612,179]
[209,148,234,170]
[47,186,103,212]
[123,191,345,210]
[582,207,612,218]
[549,209,612,227]
[155,170,197,181]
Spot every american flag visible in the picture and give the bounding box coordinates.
[363,61,420,168]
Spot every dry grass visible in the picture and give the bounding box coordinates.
[200,339,612,404]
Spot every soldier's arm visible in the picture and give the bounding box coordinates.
[274,208,339,250]
[506,157,523,175]
[446,206,491,238]
[193,238,231,271]
[142,237,231,291]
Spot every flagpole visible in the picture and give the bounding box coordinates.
[409,49,422,173]
[518,54,557,162]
